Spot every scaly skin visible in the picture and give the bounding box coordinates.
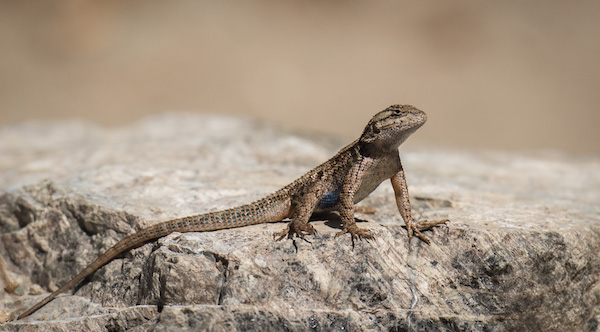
[17,104,447,320]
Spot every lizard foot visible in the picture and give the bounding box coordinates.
[335,225,374,246]
[273,221,317,241]
[406,219,449,244]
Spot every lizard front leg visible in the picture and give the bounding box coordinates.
[390,165,447,244]
[335,158,374,242]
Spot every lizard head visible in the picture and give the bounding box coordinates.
[359,104,427,153]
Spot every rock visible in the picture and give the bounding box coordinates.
[0,114,599,331]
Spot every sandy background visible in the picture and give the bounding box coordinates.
[1,1,598,153]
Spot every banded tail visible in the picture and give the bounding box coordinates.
[17,193,291,320]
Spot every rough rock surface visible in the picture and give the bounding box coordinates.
[0,114,598,331]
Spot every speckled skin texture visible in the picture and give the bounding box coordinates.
[16,105,446,320]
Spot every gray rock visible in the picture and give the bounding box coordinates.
[0,114,598,331]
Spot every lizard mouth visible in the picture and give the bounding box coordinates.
[380,122,399,130]
[381,121,405,131]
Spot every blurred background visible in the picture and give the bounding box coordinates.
[1,1,598,153]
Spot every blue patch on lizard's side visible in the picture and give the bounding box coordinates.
[318,189,340,209]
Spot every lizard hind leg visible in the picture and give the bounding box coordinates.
[273,189,321,241]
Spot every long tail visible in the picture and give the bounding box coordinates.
[17,194,291,320]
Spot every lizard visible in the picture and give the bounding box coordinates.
[16,104,448,320]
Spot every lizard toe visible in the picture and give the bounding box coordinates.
[406,218,448,244]
[273,222,317,241]
[335,225,374,240]
[273,228,290,241]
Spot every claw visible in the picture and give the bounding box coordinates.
[335,225,374,246]
[273,229,289,241]
[273,222,316,241]
[412,227,431,244]
[405,218,448,244]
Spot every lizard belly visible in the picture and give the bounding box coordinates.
[316,154,401,210]
[317,189,341,210]
[353,154,400,203]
